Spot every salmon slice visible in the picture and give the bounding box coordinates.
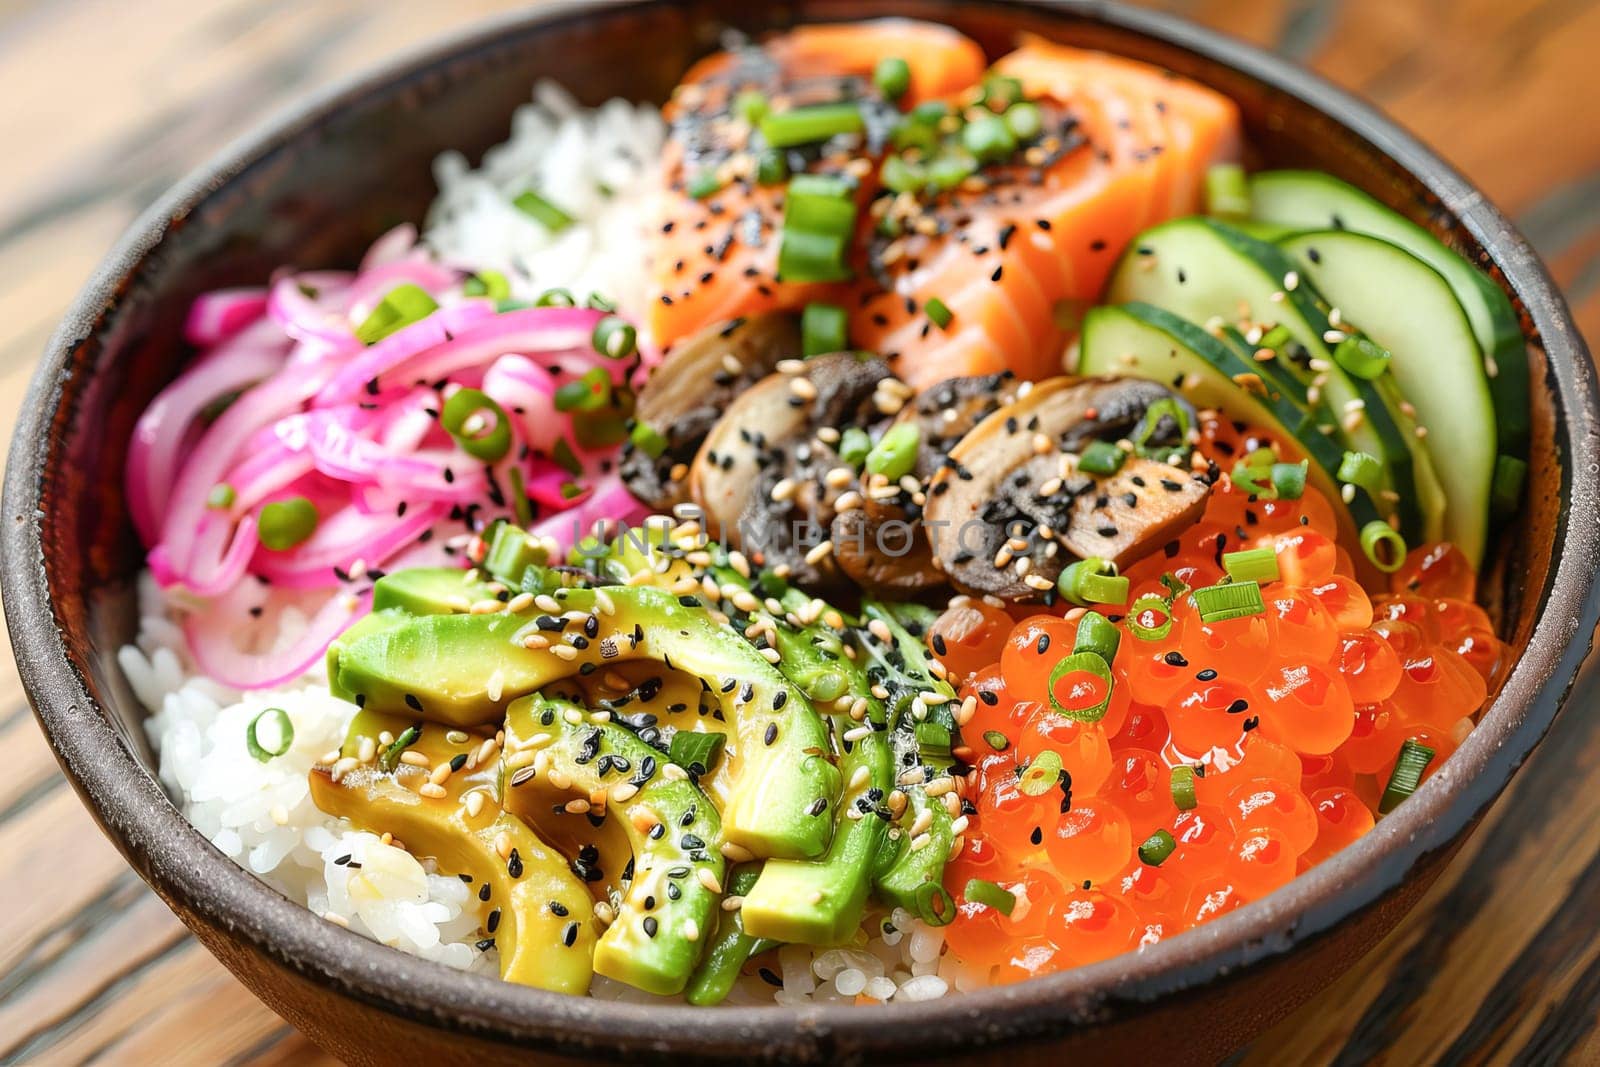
[851,43,1240,387]
[647,20,985,351]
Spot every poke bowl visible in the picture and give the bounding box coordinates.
[5,1,1599,1064]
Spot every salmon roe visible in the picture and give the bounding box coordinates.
[931,418,1507,985]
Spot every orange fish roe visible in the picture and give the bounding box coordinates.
[928,416,1508,982]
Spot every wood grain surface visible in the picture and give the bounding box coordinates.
[1,1,1597,1064]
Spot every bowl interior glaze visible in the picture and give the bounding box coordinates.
[7,1,1598,1063]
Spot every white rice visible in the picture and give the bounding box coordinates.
[422,80,665,318]
[127,86,976,1005]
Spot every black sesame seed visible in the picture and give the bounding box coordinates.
[643,916,659,938]
[764,723,779,746]
[1196,668,1218,681]
[563,921,580,946]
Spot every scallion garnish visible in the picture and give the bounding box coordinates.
[1360,519,1408,573]
[881,154,925,195]
[963,878,1016,915]
[1133,398,1193,462]
[733,89,769,125]
[1334,335,1392,380]
[1072,610,1121,664]
[1193,580,1265,623]
[982,730,1010,752]
[207,483,236,510]
[506,466,535,529]
[759,102,864,148]
[354,283,439,345]
[1170,765,1197,810]
[513,189,574,233]
[1138,828,1177,866]
[535,288,577,308]
[776,174,858,283]
[462,269,512,301]
[838,426,872,469]
[925,147,978,190]
[592,315,638,360]
[1018,749,1064,795]
[554,368,612,413]
[1204,163,1251,219]
[914,720,952,759]
[1127,593,1174,641]
[668,730,726,775]
[629,420,669,459]
[1057,557,1129,607]
[1271,460,1308,500]
[978,74,1024,111]
[1222,547,1280,584]
[1003,101,1043,141]
[1046,653,1114,723]
[686,169,723,200]
[864,423,920,481]
[258,496,319,551]
[378,724,421,773]
[755,149,789,186]
[1077,440,1127,476]
[874,56,912,101]
[801,302,848,357]
[1232,461,1274,496]
[913,882,955,926]
[1337,450,1383,492]
[441,388,512,462]
[246,707,294,763]
[585,292,617,312]
[925,296,954,330]
[1378,738,1436,814]
[961,113,1018,164]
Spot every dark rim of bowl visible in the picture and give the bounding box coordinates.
[6,0,1600,1058]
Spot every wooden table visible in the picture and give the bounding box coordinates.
[1,1,1596,1063]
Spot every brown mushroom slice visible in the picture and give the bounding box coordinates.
[619,313,801,511]
[895,372,1024,480]
[689,352,895,589]
[923,376,1209,601]
[831,497,945,597]
[1059,458,1210,566]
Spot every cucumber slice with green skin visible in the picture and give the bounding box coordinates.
[1248,169,1528,460]
[1280,230,1492,563]
[1107,217,1423,541]
[1081,303,1384,532]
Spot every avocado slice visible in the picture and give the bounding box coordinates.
[330,582,841,860]
[308,708,598,994]
[326,609,410,703]
[500,693,724,996]
[372,566,506,616]
[685,863,778,1005]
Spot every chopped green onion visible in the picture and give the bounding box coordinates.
[1138,828,1177,866]
[1231,461,1274,496]
[354,283,439,345]
[838,426,872,468]
[1078,440,1127,476]
[258,497,318,551]
[914,720,952,759]
[1127,593,1174,641]
[1244,446,1277,467]
[733,89,769,125]
[1491,453,1527,517]
[506,466,535,529]
[1160,572,1191,602]
[535,288,576,308]
[880,154,925,194]
[585,292,617,312]
[865,423,920,481]
[925,147,978,190]
[669,730,726,775]
[961,113,1017,163]
[1223,548,1280,584]
[925,297,954,330]
[592,315,638,360]
[978,74,1024,111]
[913,882,955,926]
[1057,557,1129,607]
[686,169,723,200]
[755,149,789,186]
[206,483,236,510]
[1204,163,1251,219]
[463,269,511,301]
[777,175,858,283]
[1170,765,1197,810]
[560,480,586,500]
[629,420,669,459]
[1258,324,1293,350]
[245,708,294,763]
[1133,398,1192,460]
[1360,519,1408,573]
[1193,580,1265,623]
[1046,653,1114,723]
[440,388,512,462]
[1003,101,1043,141]
[1072,610,1121,664]
[982,730,1010,752]
[760,102,864,148]
[1018,748,1064,795]
[891,119,939,153]
[801,302,848,356]
[912,101,949,124]
[963,878,1016,915]
[1334,336,1392,380]
[513,189,574,233]
[1271,460,1308,500]
[552,438,583,476]
[874,56,912,101]
[554,368,612,413]
[1379,738,1436,813]
[378,725,421,773]
[1338,450,1383,492]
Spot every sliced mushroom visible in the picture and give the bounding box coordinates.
[620,313,802,511]
[689,352,895,589]
[923,376,1210,601]
[894,372,1024,480]
[831,495,944,597]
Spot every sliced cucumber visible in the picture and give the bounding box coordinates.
[1248,169,1528,460]
[1280,230,1491,563]
[1106,217,1423,541]
[1081,302,1383,532]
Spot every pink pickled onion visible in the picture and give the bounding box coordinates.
[183,288,269,347]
